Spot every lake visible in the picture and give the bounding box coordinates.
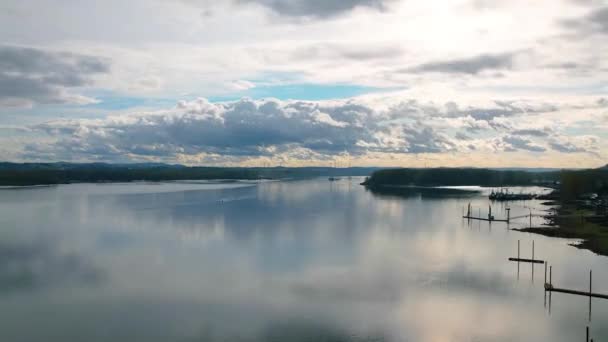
[0,178,607,341]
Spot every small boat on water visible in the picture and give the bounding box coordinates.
[328,177,341,181]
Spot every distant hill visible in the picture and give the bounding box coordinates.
[492,167,574,172]
[0,162,379,186]
[0,162,184,170]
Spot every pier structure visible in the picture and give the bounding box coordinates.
[509,240,544,264]
[544,266,608,300]
[463,203,510,223]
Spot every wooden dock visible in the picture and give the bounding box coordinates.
[509,257,544,264]
[509,240,543,264]
[463,215,509,222]
[544,267,608,299]
[544,284,608,299]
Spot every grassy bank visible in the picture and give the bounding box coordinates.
[517,204,608,256]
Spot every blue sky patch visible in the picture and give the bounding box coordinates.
[209,83,401,102]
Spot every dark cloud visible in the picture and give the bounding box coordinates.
[0,45,110,107]
[511,128,552,137]
[549,140,586,153]
[547,135,598,155]
[502,136,546,152]
[386,99,556,123]
[561,6,608,36]
[544,62,581,70]
[402,125,456,153]
[407,52,516,75]
[455,132,472,140]
[442,100,557,121]
[237,0,392,18]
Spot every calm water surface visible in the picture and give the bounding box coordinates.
[1,178,607,341]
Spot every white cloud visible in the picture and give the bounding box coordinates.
[0,0,606,166]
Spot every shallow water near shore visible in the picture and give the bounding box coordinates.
[0,178,607,341]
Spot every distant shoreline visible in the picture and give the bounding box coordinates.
[0,163,378,186]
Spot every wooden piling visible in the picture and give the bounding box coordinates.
[589,269,593,322]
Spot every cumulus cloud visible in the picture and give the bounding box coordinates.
[22,95,604,164]
[387,99,557,123]
[27,97,466,162]
[0,45,110,108]
[236,0,393,18]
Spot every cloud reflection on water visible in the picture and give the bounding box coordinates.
[0,179,606,341]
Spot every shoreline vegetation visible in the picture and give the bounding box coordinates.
[0,162,378,186]
[516,205,608,256]
[360,168,561,187]
[363,166,608,256]
[364,184,481,199]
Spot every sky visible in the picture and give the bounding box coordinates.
[0,0,607,167]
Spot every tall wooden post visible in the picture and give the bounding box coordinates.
[531,240,535,282]
[589,269,593,322]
